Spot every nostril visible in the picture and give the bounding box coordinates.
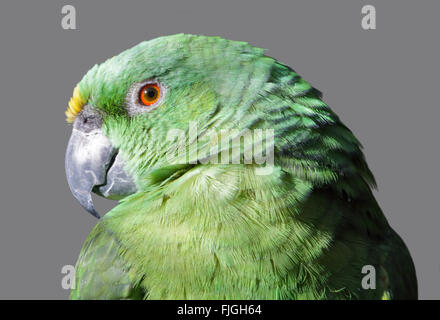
[73,106,103,132]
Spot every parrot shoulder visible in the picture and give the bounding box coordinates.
[70,221,145,300]
[378,228,418,300]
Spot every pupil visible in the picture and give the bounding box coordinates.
[146,88,156,98]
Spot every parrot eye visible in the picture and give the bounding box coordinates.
[126,79,166,116]
[139,83,161,106]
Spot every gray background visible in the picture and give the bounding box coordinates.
[0,0,438,299]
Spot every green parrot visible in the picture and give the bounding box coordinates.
[65,34,417,299]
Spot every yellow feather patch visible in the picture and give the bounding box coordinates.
[65,86,86,123]
[381,291,391,300]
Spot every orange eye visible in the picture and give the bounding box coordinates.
[139,83,160,106]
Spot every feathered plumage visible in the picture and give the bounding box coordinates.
[67,34,417,299]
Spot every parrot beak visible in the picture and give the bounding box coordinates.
[65,106,137,218]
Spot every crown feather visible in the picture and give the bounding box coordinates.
[65,86,86,123]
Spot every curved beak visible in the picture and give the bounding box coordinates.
[65,106,137,218]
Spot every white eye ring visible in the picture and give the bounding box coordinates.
[126,79,166,116]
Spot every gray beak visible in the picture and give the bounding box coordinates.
[65,106,137,218]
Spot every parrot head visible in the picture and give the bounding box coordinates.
[65,34,373,219]
[65,34,274,218]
